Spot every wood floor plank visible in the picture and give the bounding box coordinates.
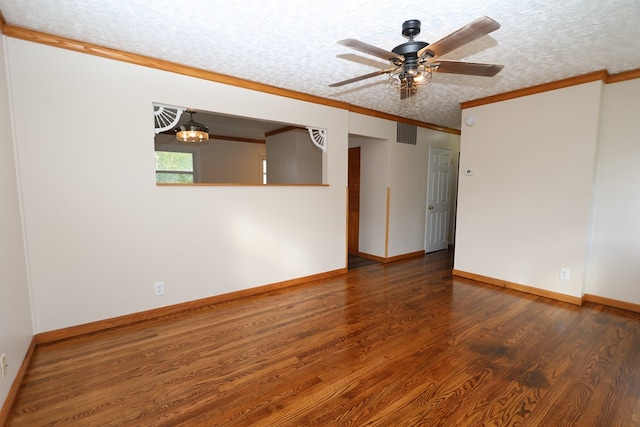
[8,249,640,426]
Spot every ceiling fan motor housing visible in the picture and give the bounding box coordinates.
[392,40,430,70]
[393,20,431,79]
[392,40,429,57]
[393,19,430,66]
[401,19,422,39]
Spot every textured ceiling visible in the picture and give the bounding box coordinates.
[1,0,639,130]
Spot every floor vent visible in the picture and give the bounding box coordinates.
[396,122,417,145]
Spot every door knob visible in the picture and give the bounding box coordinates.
[428,206,434,210]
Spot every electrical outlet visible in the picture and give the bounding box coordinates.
[1,353,7,379]
[154,281,165,296]
[560,268,571,281]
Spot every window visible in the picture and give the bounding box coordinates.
[155,151,195,183]
[261,156,267,184]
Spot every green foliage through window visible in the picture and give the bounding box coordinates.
[155,151,194,183]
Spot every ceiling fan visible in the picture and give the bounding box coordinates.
[330,16,504,99]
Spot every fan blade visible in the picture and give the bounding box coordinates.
[338,38,404,62]
[329,68,394,87]
[418,16,500,58]
[431,60,503,77]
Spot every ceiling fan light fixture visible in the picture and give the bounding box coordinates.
[389,65,432,90]
[405,62,418,75]
[175,111,209,143]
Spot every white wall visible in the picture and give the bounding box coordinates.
[6,38,348,333]
[348,114,461,258]
[455,82,603,298]
[0,36,33,409]
[586,78,640,303]
[347,114,393,257]
[388,127,460,257]
[348,134,389,257]
[388,134,429,256]
[266,129,322,184]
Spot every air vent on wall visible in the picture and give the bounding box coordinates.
[396,122,417,145]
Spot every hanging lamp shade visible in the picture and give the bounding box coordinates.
[175,111,209,143]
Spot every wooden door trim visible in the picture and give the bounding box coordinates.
[385,187,390,258]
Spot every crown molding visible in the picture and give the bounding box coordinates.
[461,68,640,109]
[0,20,460,135]
[607,68,640,84]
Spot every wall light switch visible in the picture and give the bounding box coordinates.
[464,169,474,176]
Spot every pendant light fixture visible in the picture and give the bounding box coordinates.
[175,110,209,143]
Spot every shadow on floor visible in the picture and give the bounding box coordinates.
[348,253,380,270]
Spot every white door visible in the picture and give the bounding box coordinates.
[425,147,452,253]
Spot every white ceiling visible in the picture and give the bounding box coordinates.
[1,0,639,130]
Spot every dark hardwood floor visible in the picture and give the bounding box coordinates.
[8,249,640,426]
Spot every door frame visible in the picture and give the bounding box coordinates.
[348,147,361,254]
